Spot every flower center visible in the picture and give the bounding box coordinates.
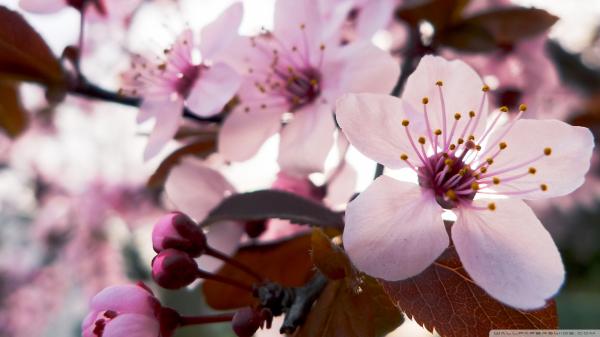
[418,152,476,209]
[173,65,202,98]
[281,67,321,111]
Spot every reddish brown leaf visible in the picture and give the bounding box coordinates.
[202,234,315,310]
[293,276,403,337]
[380,246,558,337]
[146,138,216,189]
[0,6,65,87]
[0,82,28,138]
[310,229,350,280]
[395,0,471,29]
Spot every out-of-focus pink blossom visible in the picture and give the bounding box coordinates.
[19,0,141,22]
[123,3,243,159]
[336,55,594,309]
[81,283,179,337]
[218,0,399,175]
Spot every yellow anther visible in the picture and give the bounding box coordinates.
[519,103,527,112]
[492,177,500,185]
[434,129,442,136]
[446,189,458,201]
[459,168,467,176]
[475,145,482,151]
[488,202,496,211]
[469,111,476,118]
[449,144,456,150]
[457,138,464,145]
[500,106,509,112]
[471,182,480,191]
[436,80,443,86]
[468,135,475,141]
[320,44,325,50]
[499,142,507,150]
[529,167,537,175]
[402,120,410,127]
[486,158,494,165]
[442,153,449,158]
[422,97,429,104]
[482,85,490,92]
[444,159,454,166]
[540,184,548,191]
[400,154,408,161]
[158,63,167,71]
[480,167,488,174]
[544,147,552,156]
[300,23,306,29]
[454,113,461,120]
[418,137,426,144]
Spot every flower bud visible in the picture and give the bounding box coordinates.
[232,307,273,337]
[152,212,207,257]
[152,249,199,289]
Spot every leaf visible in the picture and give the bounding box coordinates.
[200,190,344,229]
[0,6,65,87]
[442,7,558,52]
[146,138,216,189]
[310,229,350,280]
[0,82,28,138]
[202,234,315,310]
[380,245,558,337]
[293,276,404,337]
[395,0,471,29]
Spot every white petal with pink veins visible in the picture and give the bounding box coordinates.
[278,103,336,176]
[218,104,283,162]
[328,41,399,96]
[19,0,66,13]
[453,199,564,309]
[165,159,236,222]
[142,98,183,161]
[481,119,594,199]
[273,0,324,59]
[200,2,243,60]
[102,314,160,337]
[186,62,241,117]
[90,285,156,315]
[343,176,448,281]
[335,93,424,169]
[403,55,489,144]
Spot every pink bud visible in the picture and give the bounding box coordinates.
[231,307,273,337]
[152,249,199,289]
[152,212,207,257]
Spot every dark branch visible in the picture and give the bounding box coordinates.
[70,77,223,123]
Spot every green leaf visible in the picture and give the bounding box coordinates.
[0,82,28,138]
[293,276,404,337]
[200,190,344,229]
[0,6,65,88]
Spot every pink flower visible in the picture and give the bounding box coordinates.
[82,283,179,337]
[19,0,140,21]
[123,3,243,159]
[218,0,399,175]
[336,55,595,309]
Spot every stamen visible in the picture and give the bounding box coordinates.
[436,82,448,148]
[422,98,435,145]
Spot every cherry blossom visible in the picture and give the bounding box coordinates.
[81,283,179,337]
[336,55,595,309]
[122,3,243,159]
[218,0,399,175]
[19,0,141,21]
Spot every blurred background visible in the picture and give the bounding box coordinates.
[0,0,599,336]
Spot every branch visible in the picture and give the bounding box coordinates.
[280,272,328,334]
[70,76,223,123]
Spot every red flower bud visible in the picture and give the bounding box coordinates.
[152,249,199,289]
[152,212,207,257]
[232,307,273,337]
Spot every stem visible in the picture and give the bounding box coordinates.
[279,272,328,334]
[373,26,428,180]
[179,313,235,326]
[70,77,223,124]
[205,247,264,282]
[197,269,254,293]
